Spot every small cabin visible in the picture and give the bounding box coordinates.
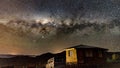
[66,44,108,65]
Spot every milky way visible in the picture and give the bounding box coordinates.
[0,0,120,55]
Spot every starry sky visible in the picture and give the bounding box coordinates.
[0,0,120,55]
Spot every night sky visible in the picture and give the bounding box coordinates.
[0,0,120,55]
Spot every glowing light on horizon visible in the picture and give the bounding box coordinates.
[10,52,18,55]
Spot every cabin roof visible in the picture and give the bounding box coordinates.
[66,44,108,50]
[107,52,120,54]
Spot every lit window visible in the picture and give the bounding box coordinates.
[68,50,73,57]
[85,50,93,57]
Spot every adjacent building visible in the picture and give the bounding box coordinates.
[107,52,120,63]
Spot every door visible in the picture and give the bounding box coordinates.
[77,50,84,64]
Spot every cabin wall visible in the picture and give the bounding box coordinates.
[77,49,106,64]
[66,48,78,64]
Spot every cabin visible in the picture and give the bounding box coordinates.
[46,44,108,68]
[66,44,108,65]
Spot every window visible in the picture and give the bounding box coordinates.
[85,50,93,57]
[68,50,73,57]
[98,51,103,58]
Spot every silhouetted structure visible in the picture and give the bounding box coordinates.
[46,51,66,68]
[36,53,54,68]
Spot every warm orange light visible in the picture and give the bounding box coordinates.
[10,52,18,55]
